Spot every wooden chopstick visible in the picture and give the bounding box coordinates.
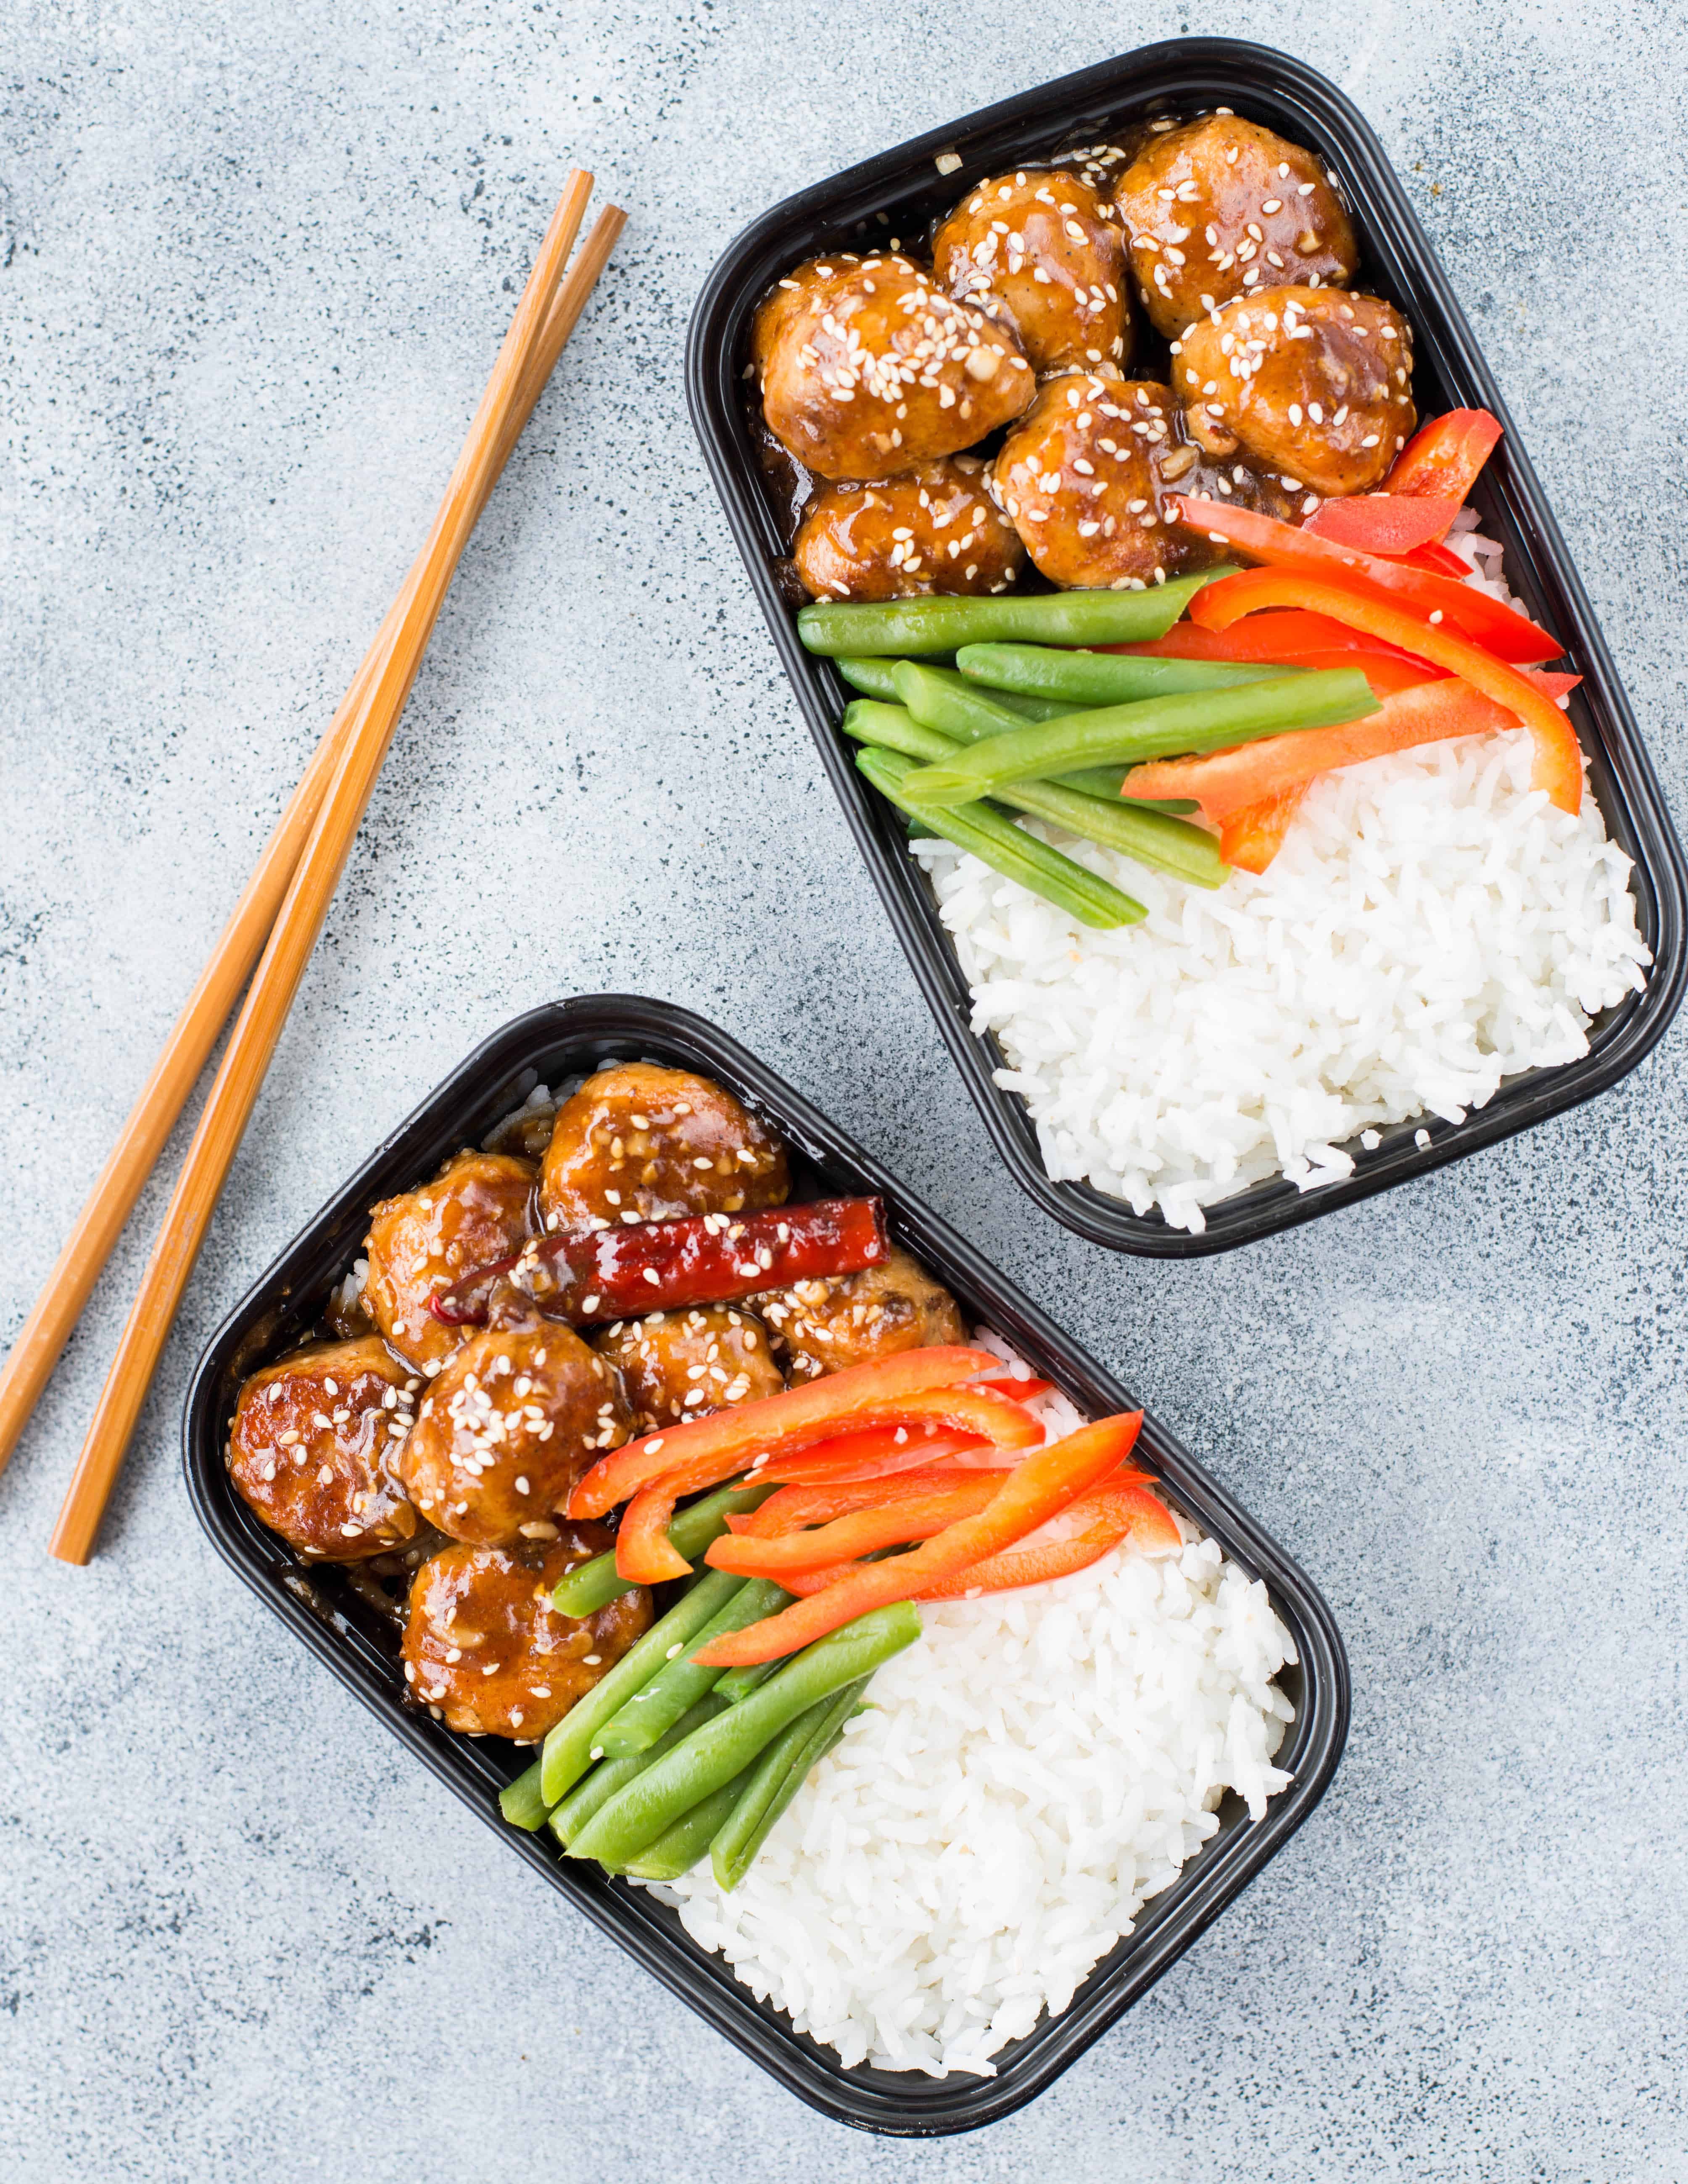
[45,186,625,1562]
[0,175,612,1488]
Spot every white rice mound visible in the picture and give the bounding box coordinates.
[649,1356,1297,2077]
[911,523,1650,1231]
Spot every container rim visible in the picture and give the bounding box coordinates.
[685,35,1688,1258]
[183,993,1349,2134]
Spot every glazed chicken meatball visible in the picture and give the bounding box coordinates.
[754,1246,966,1382]
[400,1320,630,1546]
[933,169,1130,378]
[1172,287,1416,498]
[229,1336,419,1560]
[992,376,1231,590]
[541,1063,789,1236]
[756,253,1034,482]
[402,1530,650,1741]
[1115,115,1357,336]
[594,1306,785,1432]
[363,1149,537,1373]
[792,457,1025,602]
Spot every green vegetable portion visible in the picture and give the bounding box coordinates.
[856,747,1145,930]
[710,1660,779,1707]
[843,705,1224,890]
[549,1480,776,1617]
[550,1694,728,1849]
[956,641,1289,706]
[836,655,1070,721]
[498,1760,551,1832]
[538,1566,747,1806]
[567,1602,921,1870]
[596,1578,793,1758]
[711,1678,868,1892]
[796,569,1237,656]
[619,1770,757,1881]
[902,669,1381,804]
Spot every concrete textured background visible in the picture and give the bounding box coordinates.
[3,1,1686,2177]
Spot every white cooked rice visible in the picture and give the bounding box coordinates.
[910,530,1650,1230]
[646,1349,1297,2077]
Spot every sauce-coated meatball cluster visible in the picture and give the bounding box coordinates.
[227,1065,968,1755]
[755,113,1416,600]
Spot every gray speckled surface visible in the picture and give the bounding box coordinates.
[4,3,1687,2177]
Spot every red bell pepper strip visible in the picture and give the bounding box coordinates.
[431,1196,889,1330]
[915,1481,1183,1599]
[1392,539,1473,580]
[972,1373,1055,1403]
[705,1473,1010,1579]
[1185,570,1585,812]
[1171,494,1561,665]
[1304,651,1440,698]
[725,1465,1010,1539]
[1219,787,1309,873]
[614,1484,695,1583]
[1112,609,1424,665]
[1303,494,1463,555]
[1383,408,1503,502]
[1126,667,1583,822]
[691,1411,1145,1667]
[604,1386,1037,1574]
[568,1346,1006,1520]
[747,1421,991,1488]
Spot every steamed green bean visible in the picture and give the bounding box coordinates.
[902,670,1380,804]
[856,747,1145,929]
[844,701,1226,888]
[956,640,1290,706]
[568,1603,921,1869]
[550,1694,728,1849]
[836,656,1069,720]
[596,1578,792,1757]
[539,1566,747,1805]
[796,568,1236,656]
[711,1679,868,1892]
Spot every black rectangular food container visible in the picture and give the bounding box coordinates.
[686,38,1687,1257]
[184,996,1348,2136]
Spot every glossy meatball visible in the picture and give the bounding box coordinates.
[229,1336,419,1560]
[1115,115,1358,336]
[541,1063,789,1236]
[594,1306,785,1432]
[992,376,1232,590]
[792,457,1025,602]
[1172,287,1415,498]
[400,1320,630,1546]
[402,1531,650,1741]
[363,1150,537,1373]
[753,1246,966,1383]
[933,169,1130,377]
[757,253,1034,482]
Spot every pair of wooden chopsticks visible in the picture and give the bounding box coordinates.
[0,170,625,1563]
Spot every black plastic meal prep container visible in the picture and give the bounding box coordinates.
[185,996,1348,2135]
[686,39,1688,1258]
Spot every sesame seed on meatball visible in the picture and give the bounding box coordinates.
[793,457,1025,602]
[363,1149,537,1374]
[1115,115,1357,337]
[402,1529,651,1741]
[934,169,1131,378]
[540,1064,789,1238]
[401,1321,630,1547]
[756,254,1034,482]
[229,1336,419,1560]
